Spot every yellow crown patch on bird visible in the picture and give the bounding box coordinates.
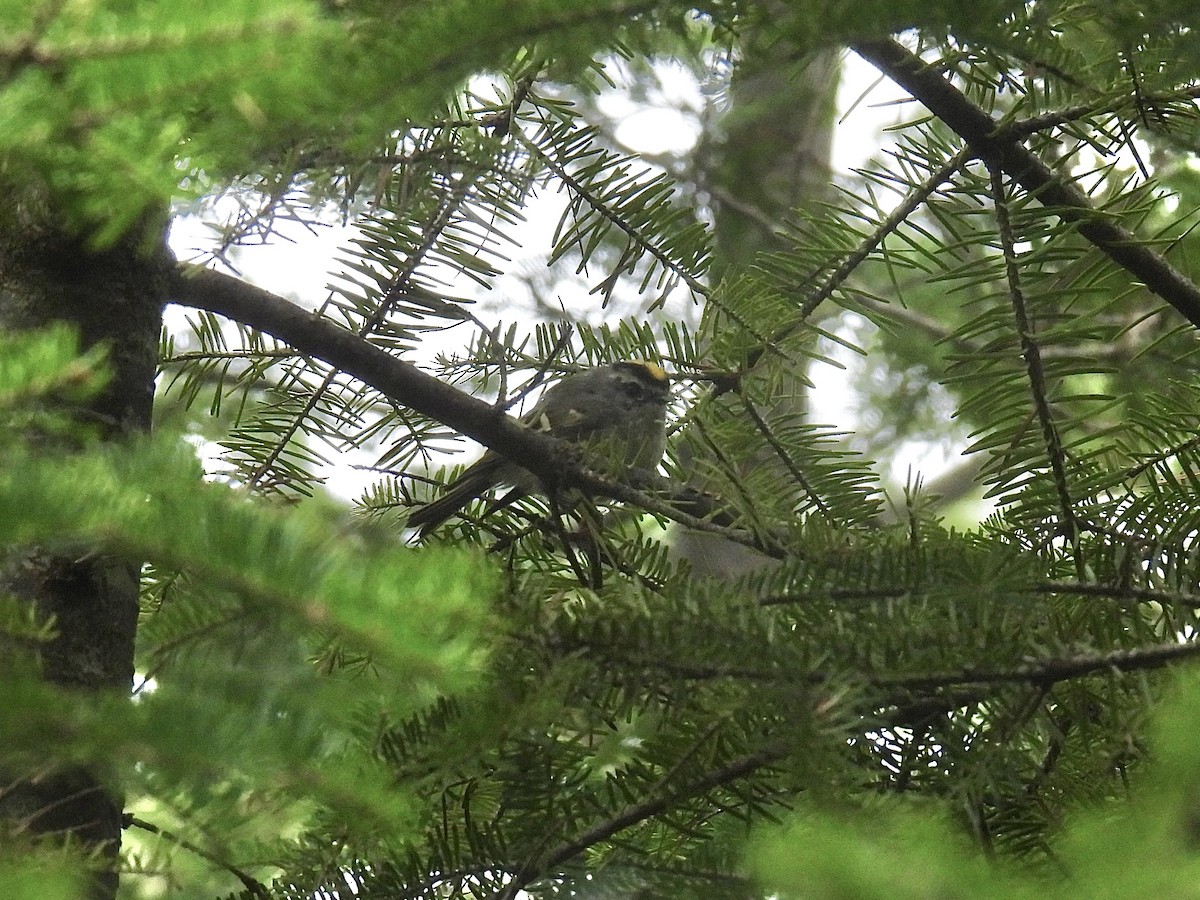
[617,360,668,383]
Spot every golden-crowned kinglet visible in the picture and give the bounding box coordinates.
[408,361,671,535]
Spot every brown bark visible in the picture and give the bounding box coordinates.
[0,196,168,900]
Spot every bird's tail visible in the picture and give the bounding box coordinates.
[407,470,496,536]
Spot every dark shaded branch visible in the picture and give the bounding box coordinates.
[170,265,597,485]
[493,747,785,900]
[123,815,270,898]
[988,163,1079,542]
[170,264,776,552]
[853,38,1200,330]
[871,638,1200,690]
[762,581,1200,610]
[1034,581,1200,609]
[1007,84,1200,140]
[582,635,1200,692]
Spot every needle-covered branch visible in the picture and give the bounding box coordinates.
[871,637,1200,691]
[170,263,772,549]
[170,264,604,487]
[493,746,787,900]
[853,37,1200,329]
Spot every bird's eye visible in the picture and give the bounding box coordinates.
[620,379,646,399]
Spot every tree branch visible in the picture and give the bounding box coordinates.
[515,124,710,300]
[852,38,1200,330]
[871,638,1200,690]
[1034,581,1200,609]
[123,814,270,898]
[492,746,785,900]
[762,581,1200,610]
[989,162,1079,542]
[169,264,773,550]
[586,634,1200,692]
[169,264,599,486]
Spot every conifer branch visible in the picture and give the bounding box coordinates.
[872,638,1200,690]
[244,176,476,489]
[740,391,837,523]
[492,746,786,900]
[732,146,971,383]
[597,634,1200,693]
[1034,581,1200,609]
[1119,432,1200,484]
[762,582,1200,610]
[171,265,606,486]
[162,349,297,364]
[792,147,973,323]
[988,162,1079,543]
[123,814,270,897]
[854,38,1200,330]
[170,264,777,550]
[1005,84,1200,140]
[135,608,252,691]
[517,122,710,299]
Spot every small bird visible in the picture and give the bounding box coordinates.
[408,361,671,535]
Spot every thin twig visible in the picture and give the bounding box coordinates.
[492,747,786,900]
[739,391,837,524]
[497,324,574,414]
[987,162,1080,547]
[246,178,477,488]
[869,638,1200,690]
[123,814,271,898]
[516,125,710,300]
[797,148,973,323]
[1119,433,1200,484]
[730,146,973,386]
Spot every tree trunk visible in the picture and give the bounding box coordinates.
[0,195,167,900]
[678,18,840,579]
